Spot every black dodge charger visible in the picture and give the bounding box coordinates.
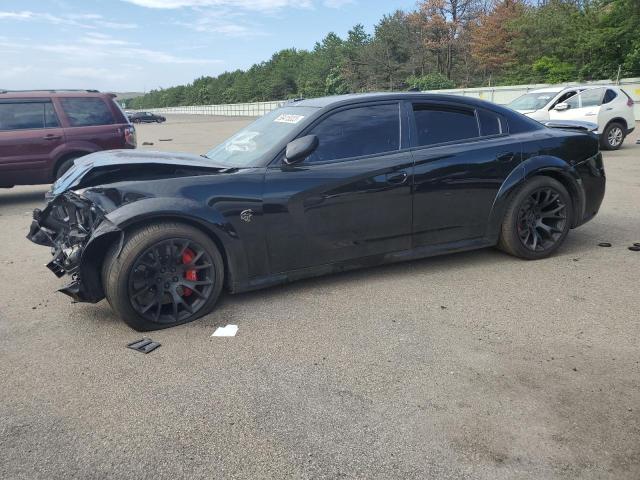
[28,93,606,331]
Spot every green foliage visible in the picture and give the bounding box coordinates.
[532,56,578,83]
[129,0,640,109]
[406,73,455,90]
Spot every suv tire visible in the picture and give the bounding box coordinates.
[600,122,625,150]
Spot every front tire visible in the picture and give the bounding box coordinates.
[102,222,224,331]
[601,122,625,150]
[498,176,572,260]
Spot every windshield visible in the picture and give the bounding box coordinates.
[204,106,318,166]
[508,92,560,111]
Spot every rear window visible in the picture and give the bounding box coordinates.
[0,101,58,131]
[603,89,617,104]
[477,109,504,136]
[60,97,115,127]
[413,105,479,146]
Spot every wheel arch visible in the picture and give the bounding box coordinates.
[53,150,92,179]
[488,155,585,238]
[79,212,239,303]
[604,117,627,131]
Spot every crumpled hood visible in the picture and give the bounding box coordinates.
[52,149,232,195]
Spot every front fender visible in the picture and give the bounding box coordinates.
[102,196,247,289]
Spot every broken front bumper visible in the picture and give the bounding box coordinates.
[27,192,120,303]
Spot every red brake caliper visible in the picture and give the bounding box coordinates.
[181,248,198,297]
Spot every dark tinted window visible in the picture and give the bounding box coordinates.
[603,89,617,104]
[478,109,503,136]
[307,104,400,162]
[0,102,46,130]
[60,97,115,127]
[413,105,479,146]
[44,103,60,128]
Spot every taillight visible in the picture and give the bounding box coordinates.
[627,97,634,108]
[124,125,137,147]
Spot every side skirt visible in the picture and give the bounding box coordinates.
[230,237,494,294]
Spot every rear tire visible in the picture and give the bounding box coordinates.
[102,222,224,331]
[498,176,572,260]
[600,122,625,150]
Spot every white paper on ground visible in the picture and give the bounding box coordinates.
[211,325,239,337]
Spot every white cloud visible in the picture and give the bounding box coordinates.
[60,67,127,82]
[323,0,354,7]
[120,0,312,10]
[0,10,138,29]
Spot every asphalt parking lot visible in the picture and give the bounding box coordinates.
[1,115,639,479]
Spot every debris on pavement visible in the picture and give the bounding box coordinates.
[142,141,154,146]
[158,138,173,142]
[598,242,612,247]
[211,325,239,337]
[629,246,640,252]
[127,338,161,354]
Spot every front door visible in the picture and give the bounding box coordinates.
[0,99,65,185]
[263,102,413,273]
[549,87,604,124]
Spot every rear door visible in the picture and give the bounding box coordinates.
[263,102,413,273]
[410,102,521,246]
[57,97,123,150]
[0,99,65,185]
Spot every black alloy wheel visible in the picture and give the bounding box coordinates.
[498,176,572,260]
[516,187,568,252]
[128,238,215,324]
[102,222,224,331]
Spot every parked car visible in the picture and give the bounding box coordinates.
[0,90,136,187]
[508,85,636,150]
[28,93,605,331]
[129,111,166,124]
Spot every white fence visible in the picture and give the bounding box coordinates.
[139,77,640,118]
[143,100,285,117]
[425,77,640,117]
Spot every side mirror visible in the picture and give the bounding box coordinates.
[284,135,318,165]
[554,102,570,111]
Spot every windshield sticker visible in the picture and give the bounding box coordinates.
[274,114,305,124]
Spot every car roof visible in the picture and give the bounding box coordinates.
[0,90,114,99]
[290,92,512,112]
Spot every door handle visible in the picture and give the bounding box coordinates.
[44,134,62,140]
[386,171,408,185]
[496,152,515,163]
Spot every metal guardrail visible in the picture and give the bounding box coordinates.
[141,100,286,117]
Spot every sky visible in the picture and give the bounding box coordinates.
[0,0,417,93]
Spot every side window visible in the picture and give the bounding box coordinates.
[477,109,503,136]
[44,103,60,128]
[306,104,400,162]
[413,104,479,146]
[0,102,46,130]
[60,98,115,127]
[603,89,617,104]
[552,91,576,108]
[581,88,605,107]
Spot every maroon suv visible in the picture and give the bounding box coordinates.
[0,90,136,187]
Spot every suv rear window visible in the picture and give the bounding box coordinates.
[60,97,115,127]
[0,102,59,131]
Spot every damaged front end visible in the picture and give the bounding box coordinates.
[27,191,122,303]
